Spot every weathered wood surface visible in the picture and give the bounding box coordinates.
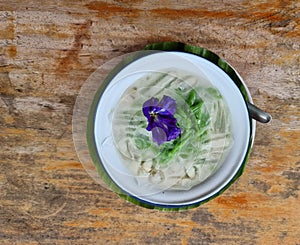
[0,0,299,244]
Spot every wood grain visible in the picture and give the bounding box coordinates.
[0,0,299,244]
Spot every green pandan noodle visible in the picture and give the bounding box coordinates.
[112,69,232,191]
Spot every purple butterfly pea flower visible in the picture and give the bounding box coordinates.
[142,95,181,145]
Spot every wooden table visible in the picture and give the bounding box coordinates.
[1,1,299,244]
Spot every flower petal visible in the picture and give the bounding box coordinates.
[156,113,178,127]
[143,97,159,109]
[151,127,167,145]
[158,95,176,115]
[167,126,181,141]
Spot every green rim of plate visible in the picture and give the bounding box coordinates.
[86,42,254,211]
